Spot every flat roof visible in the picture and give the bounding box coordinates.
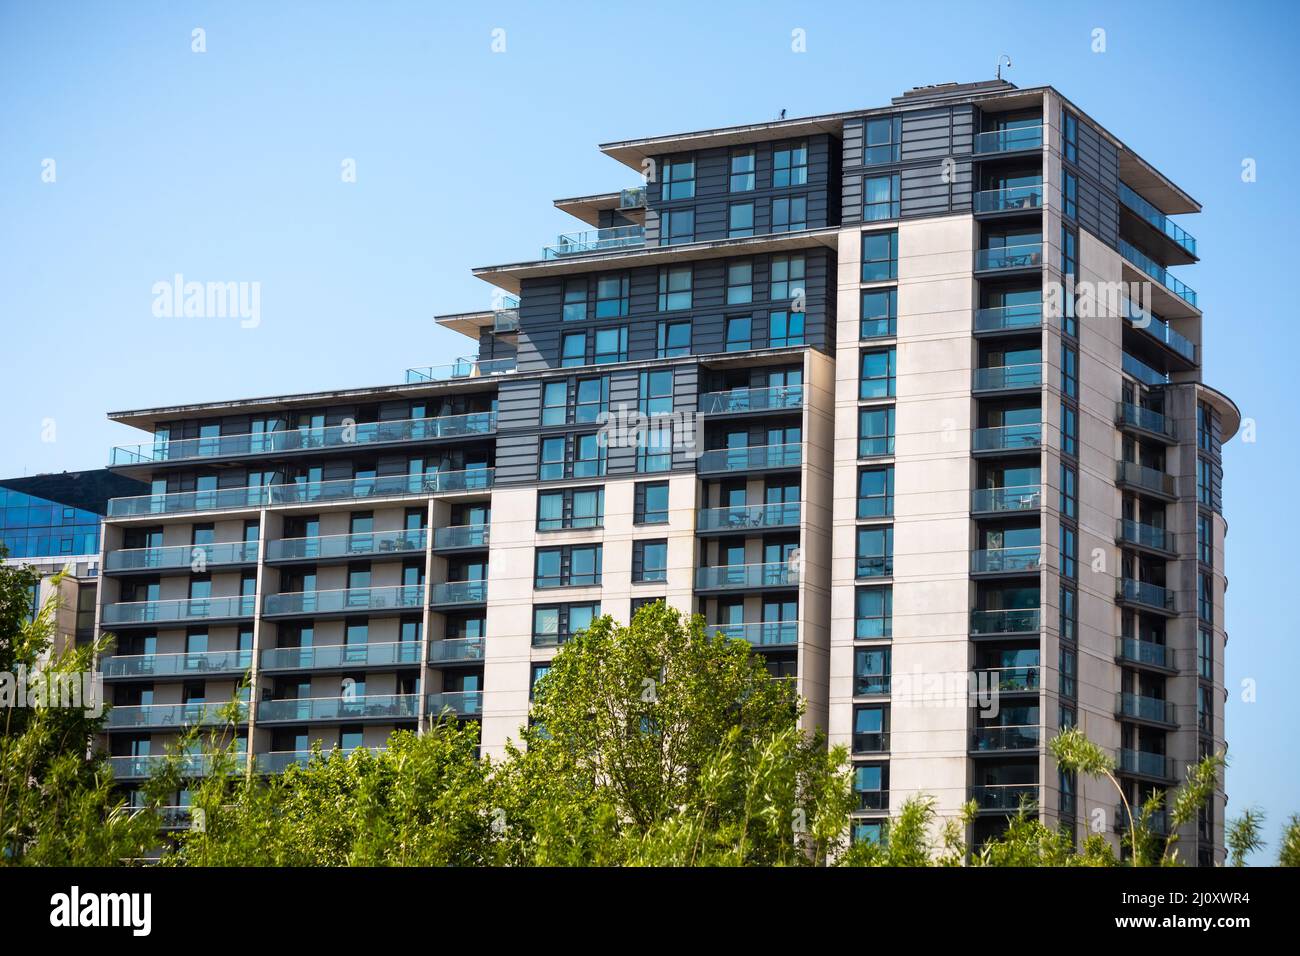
[553,191,645,227]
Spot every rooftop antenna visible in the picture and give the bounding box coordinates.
[996,54,1012,81]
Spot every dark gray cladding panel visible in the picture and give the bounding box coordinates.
[900,163,970,217]
[842,119,864,168]
[901,107,958,160]
[496,377,542,431]
[493,432,541,484]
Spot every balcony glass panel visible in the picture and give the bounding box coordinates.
[973,125,1043,154]
[979,666,1041,692]
[1116,461,1176,497]
[1117,748,1171,779]
[974,303,1043,332]
[105,541,259,572]
[1119,238,1197,307]
[105,702,246,729]
[1124,301,1195,362]
[1118,578,1175,612]
[970,608,1040,635]
[696,502,800,532]
[101,595,255,626]
[427,691,484,717]
[1116,692,1176,724]
[695,563,799,590]
[972,364,1042,392]
[971,546,1041,573]
[432,525,490,549]
[543,225,645,259]
[972,424,1041,452]
[263,585,424,616]
[1117,519,1173,553]
[975,243,1043,272]
[428,637,487,663]
[1115,637,1173,670]
[259,641,422,670]
[972,485,1041,514]
[266,528,427,562]
[970,784,1038,811]
[101,649,252,678]
[1117,402,1176,439]
[257,694,419,722]
[1118,182,1197,257]
[109,753,214,779]
[971,725,1040,751]
[708,621,798,646]
[404,357,516,384]
[698,385,804,414]
[973,183,1044,213]
[429,580,488,605]
[696,444,801,474]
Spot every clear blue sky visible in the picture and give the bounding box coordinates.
[2,0,1296,862]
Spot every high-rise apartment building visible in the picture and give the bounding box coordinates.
[93,79,1236,862]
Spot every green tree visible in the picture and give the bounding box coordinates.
[1225,807,1265,866]
[1278,815,1300,867]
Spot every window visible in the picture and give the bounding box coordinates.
[860,288,897,339]
[535,545,603,589]
[574,433,606,478]
[1062,170,1077,219]
[730,148,755,192]
[861,230,897,282]
[632,539,668,583]
[725,315,753,352]
[575,376,609,424]
[1197,458,1213,506]
[542,380,567,426]
[1198,685,1213,733]
[1060,463,1076,519]
[858,406,895,457]
[1198,513,1213,566]
[772,195,807,232]
[662,208,694,245]
[635,481,670,525]
[595,274,629,318]
[1199,628,1213,680]
[1062,344,1078,399]
[658,266,692,311]
[729,202,754,238]
[532,602,601,646]
[1059,525,1076,580]
[637,422,673,473]
[864,116,901,165]
[1061,403,1077,457]
[1198,571,1214,623]
[859,348,896,399]
[854,649,891,697]
[1197,402,1214,452]
[663,157,695,199]
[594,326,628,364]
[853,763,888,811]
[772,141,808,187]
[856,526,893,578]
[770,254,805,300]
[727,261,754,305]
[769,311,804,348]
[1062,109,1077,164]
[537,487,605,531]
[1061,224,1077,278]
[562,278,586,322]
[539,437,565,480]
[864,173,900,221]
[1058,643,1076,697]
[855,586,892,639]
[857,466,894,518]
[657,321,690,358]
[1059,585,1076,643]
[640,370,673,415]
[561,331,586,368]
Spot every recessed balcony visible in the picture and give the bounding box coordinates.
[101,595,256,628]
[1116,748,1173,781]
[429,580,488,607]
[698,384,804,415]
[971,725,1041,753]
[265,528,427,564]
[977,665,1041,693]
[695,443,801,475]
[973,183,1044,214]
[1119,237,1197,308]
[1115,637,1176,672]
[972,424,1042,454]
[695,562,799,592]
[257,694,419,724]
[1119,182,1198,259]
[104,541,259,574]
[106,701,247,730]
[404,356,516,384]
[970,608,1040,637]
[1124,301,1196,364]
[255,748,386,773]
[428,637,487,664]
[109,753,216,780]
[1117,578,1176,615]
[1116,402,1177,443]
[262,585,424,619]
[1115,691,1177,727]
[100,649,252,680]
[432,524,490,551]
[427,690,484,718]
[696,502,801,534]
[973,125,1043,155]
[543,225,644,259]
[259,641,423,672]
[971,546,1041,576]
[708,620,798,647]
[974,303,1043,334]
[970,784,1038,812]
[974,243,1043,274]
[1116,461,1177,500]
[972,484,1041,515]
[1116,518,1176,556]
[1114,802,1171,836]
[972,364,1042,394]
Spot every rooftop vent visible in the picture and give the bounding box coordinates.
[892,79,1016,105]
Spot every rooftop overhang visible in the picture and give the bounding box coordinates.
[599,114,845,171]
[553,192,645,227]
[1197,382,1242,441]
[472,227,841,294]
[1117,151,1200,215]
[433,310,494,338]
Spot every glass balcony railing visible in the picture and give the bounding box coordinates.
[697,502,801,532]
[1118,182,1197,258]
[109,753,216,779]
[427,691,484,717]
[257,694,419,723]
[852,732,890,754]
[974,303,1043,333]
[1124,301,1196,362]
[970,784,1039,811]
[265,529,427,562]
[978,666,1041,692]
[972,364,1042,392]
[695,562,799,590]
[106,702,246,730]
[1117,748,1171,779]
[972,725,1041,752]
[1119,238,1197,307]
[255,748,386,773]
[972,546,1041,574]
[543,225,644,259]
[972,423,1042,452]
[428,637,486,663]
[855,790,889,812]
[262,585,424,617]
[432,524,490,550]
[698,384,804,414]
[708,620,798,647]
[259,641,423,671]
[1121,351,1170,387]
[973,183,1044,213]
[405,356,516,384]
[1118,578,1175,612]
[101,595,256,627]
[492,308,520,333]
[973,125,1043,155]
[101,649,252,679]
[970,608,1040,636]
[429,580,488,605]
[1117,402,1176,439]
[619,186,646,209]
[855,554,894,579]
[1117,519,1174,553]
[1114,802,1171,836]
[110,413,497,466]
[105,541,259,572]
[1116,461,1177,498]
[975,243,1043,272]
[696,443,802,474]
[1115,637,1174,670]
[972,485,1041,514]
[1117,692,1176,725]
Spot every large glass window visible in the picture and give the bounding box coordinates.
[770,254,805,300]
[728,202,754,238]
[857,466,895,518]
[855,586,892,639]
[657,320,690,358]
[560,331,586,368]
[663,157,695,199]
[562,278,586,322]
[1062,110,1077,164]
[640,370,674,416]
[575,376,608,424]
[860,288,897,339]
[537,487,605,531]
[541,380,567,426]
[861,230,897,282]
[864,116,901,165]
[662,208,694,245]
[769,311,804,348]
[574,433,606,478]
[772,195,807,233]
[858,406,895,457]
[1062,170,1077,219]
[725,315,753,352]
[854,649,891,696]
[856,526,893,578]
[730,148,756,192]
[636,423,673,473]
[1198,512,1213,566]
[772,141,808,187]
[658,266,692,311]
[539,437,565,481]
[632,539,668,583]
[594,274,629,318]
[864,173,900,221]
[635,481,670,524]
[859,348,896,399]
[727,261,754,305]
[594,327,628,364]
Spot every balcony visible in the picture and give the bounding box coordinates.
[432,524,490,550]
[971,546,1041,575]
[101,595,255,628]
[262,585,424,618]
[1122,351,1170,388]
[104,541,259,573]
[265,528,427,563]
[696,443,801,475]
[972,424,1042,453]
[106,701,246,730]
[1116,692,1177,726]
[852,732,890,754]
[1118,578,1176,614]
[974,243,1043,273]
[697,502,801,533]
[1119,238,1197,308]
[101,649,252,680]
[1124,302,1196,364]
[973,125,1043,155]
[708,620,798,647]
[543,225,644,259]
[972,364,1042,393]
[970,784,1038,812]
[109,753,216,780]
[972,485,1041,515]
[428,637,486,664]
[1118,182,1197,258]
[1114,802,1171,836]
[492,307,520,333]
[257,694,419,724]
[970,608,1040,636]
[1115,637,1175,672]
[973,183,1044,214]
[1116,402,1177,442]
[110,413,497,467]
[1117,748,1173,781]
[255,748,385,773]
[1116,461,1177,500]
[1117,519,1175,555]
[698,384,804,415]
[429,580,488,607]
[974,303,1043,334]
[405,356,516,384]
[978,666,1041,693]
[427,690,484,718]
[259,641,423,672]
[619,186,646,209]
[971,725,1041,752]
[695,562,799,591]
